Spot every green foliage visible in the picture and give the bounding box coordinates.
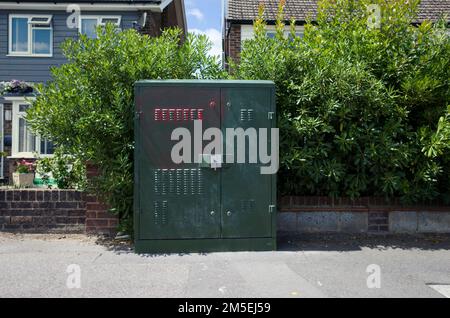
[36,151,86,189]
[27,25,225,233]
[235,0,450,202]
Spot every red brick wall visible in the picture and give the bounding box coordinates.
[224,24,241,69]
[0,189,85,233]
[85,164,119,236]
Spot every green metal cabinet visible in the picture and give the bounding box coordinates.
[134,80,276,253]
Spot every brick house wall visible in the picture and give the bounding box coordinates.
[224,24,241,69]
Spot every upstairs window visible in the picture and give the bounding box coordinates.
[80,16,121,39]
[9,15,53,57]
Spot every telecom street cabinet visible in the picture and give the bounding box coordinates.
[134,80,276,253]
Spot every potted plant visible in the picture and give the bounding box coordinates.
[13,159,35,187]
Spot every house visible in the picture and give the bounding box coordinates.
[0,0,187,182]
[224,0,450,67]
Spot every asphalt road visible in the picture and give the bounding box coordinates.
[0,233,449,298]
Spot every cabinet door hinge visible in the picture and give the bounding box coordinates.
[268,112,275,120]
[269,205,276,213]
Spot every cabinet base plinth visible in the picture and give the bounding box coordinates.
[135,238,276,254]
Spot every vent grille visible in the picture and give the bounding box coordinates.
[240,109,254,122]
[154,108,204,121]
[153,200,168,225]
[154,169,204,196]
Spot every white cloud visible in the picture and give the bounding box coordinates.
[188,8,205,21]
[191,28,222,59]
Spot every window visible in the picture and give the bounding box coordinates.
[80,16,121,39]
[9,15,53,57]
[12,100,54,157]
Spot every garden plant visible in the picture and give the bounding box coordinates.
[235,0,450,202]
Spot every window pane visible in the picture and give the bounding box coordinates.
[40,139,55,155]
[11,17,28,52]
[32,28,51,54]
[19,104,30,112]
[19,117,25,152]
[19,117,37,153]
[81,18,98,39]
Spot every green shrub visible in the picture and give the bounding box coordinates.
[235,0,450,202]
[36,151,86,189]
[27,26,225,233]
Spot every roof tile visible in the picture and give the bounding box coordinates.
[227,0,450,22]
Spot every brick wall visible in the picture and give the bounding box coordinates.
[0,164,119,235]
[0,189,85,233]
[279,196,450,234]
[85,164,119,236]
[224,24,241,69]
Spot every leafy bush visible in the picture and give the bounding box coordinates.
[235,0,450,202]
[36,151,86,189]
[27,26,225,233]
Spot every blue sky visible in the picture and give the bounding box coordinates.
[185,0,223,57]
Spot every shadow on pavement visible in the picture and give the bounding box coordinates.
[278,233,450,252]
[93,233,450,255]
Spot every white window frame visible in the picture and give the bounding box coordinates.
[8,97,53,158]
[79,15,122,38]
[8,14,53,57]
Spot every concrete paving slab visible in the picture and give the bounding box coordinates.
[0,233,449,298]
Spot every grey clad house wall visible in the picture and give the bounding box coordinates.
[0,10,140,82]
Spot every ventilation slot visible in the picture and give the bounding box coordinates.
[154,169,204,196]
[240,109,254,122]
[154,200,168,225]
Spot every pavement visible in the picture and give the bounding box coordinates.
[0,233,449,298]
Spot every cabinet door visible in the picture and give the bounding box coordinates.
[220,87,275,238]
[137,86,221,239]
